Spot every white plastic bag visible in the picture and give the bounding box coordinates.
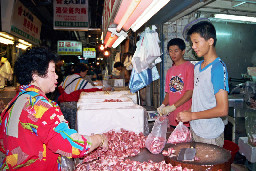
[167,122,192,144]
[145,116,168,154]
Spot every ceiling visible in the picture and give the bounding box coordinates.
[18,0,256,52]
[19,0,104,52]
[147,0,256,25]
[198,0,256,18]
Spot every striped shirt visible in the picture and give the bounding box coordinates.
[60,74,94,94]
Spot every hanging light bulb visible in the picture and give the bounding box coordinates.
[104,50,110,56]
[99,44,104,51]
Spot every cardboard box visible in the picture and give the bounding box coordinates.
[77,105,147,135]
[238,137,256,163]
[108,79,125,87]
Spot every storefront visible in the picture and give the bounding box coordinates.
[1,0,41,87]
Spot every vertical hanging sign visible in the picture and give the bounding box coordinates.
[10,0,42,45]
[102,0,121,38]
[54,0,88,30]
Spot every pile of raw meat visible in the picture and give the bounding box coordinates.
[75,129,191,171]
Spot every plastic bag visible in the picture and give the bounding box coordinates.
[129,66,160,93]
[61,156,75,171]
[145,116,168,154]
[167,122,192,144]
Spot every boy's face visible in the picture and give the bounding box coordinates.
[168,45,185,63]
[116,66,122,71]
[190,33,213,58]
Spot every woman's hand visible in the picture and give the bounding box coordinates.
[100,134,108,151]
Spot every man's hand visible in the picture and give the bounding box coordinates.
[162,104,176,115]
[157,104,165,115]
[176,111,192,122]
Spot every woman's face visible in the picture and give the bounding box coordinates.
[80,70,87,78]
[32,61,58,94]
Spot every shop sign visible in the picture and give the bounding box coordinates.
[57,40,82,55]
[102,0,120,37]
[53,0,88,30]
[83,48,96,58]
[10,0,42,45]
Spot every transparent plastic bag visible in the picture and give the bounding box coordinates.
[61,156,75,171]
[167,122,192,144]
[145,116,168,154]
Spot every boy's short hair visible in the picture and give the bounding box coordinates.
[114,62,124,68]
[167,38,186,51]
[187,21,217,46]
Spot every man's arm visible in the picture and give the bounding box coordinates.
[162,93,169,106]
[177,89,228,122]
[174,90,193,108]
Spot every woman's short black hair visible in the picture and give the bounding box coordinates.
[14,47,58,85]
[74,63,89,73]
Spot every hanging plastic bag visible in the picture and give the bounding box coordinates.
[61,156,75,171]
[132,25,161,73]
[167,122,192,144]
[129,66,160,93]
[145,116,168,154]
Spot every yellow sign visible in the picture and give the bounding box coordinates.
[83,48,96,51]
[83,48,96,58]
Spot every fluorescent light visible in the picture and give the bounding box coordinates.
[0,37,14,45]
[112,31,128,48]
[116,0,142,32]
[0,32,14,40]
[232,2,246,8]
[131,0,170,32]
[18,39,32,46]
[16,43,29,50]
[105,34,118,48]
[214,14,256,23]
[112,35,126,48]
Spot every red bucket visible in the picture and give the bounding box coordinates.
[223,140,239,163]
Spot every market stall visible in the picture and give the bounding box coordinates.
[74,125,233,171]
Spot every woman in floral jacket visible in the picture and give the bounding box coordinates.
[0,47,108,170]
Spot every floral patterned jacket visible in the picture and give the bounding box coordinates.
[0,85,91,170]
